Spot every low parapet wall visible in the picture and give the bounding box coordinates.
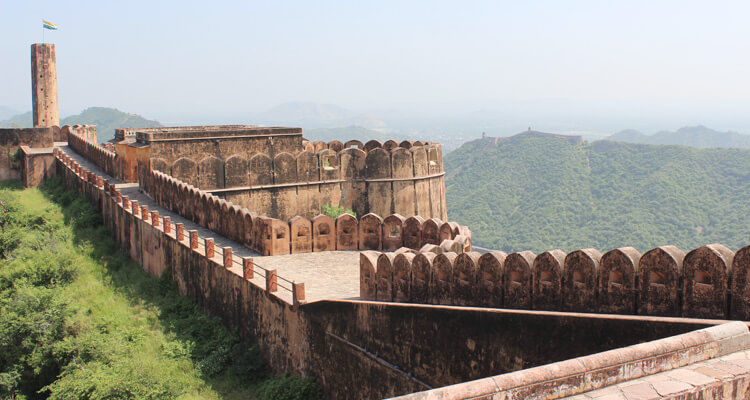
[60,124,96,143]
[140,167,469,256]
[390,321,750,400]
[67,130,117,177]
[363,244,750,320]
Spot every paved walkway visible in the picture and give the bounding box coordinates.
[564,349,750,399]
[60,145,361,304]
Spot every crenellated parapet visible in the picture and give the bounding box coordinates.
[147,137,446,220]
[140,167,467,256]
[361,243,750,320]
[67,130,117,177]
[53,148,306,305]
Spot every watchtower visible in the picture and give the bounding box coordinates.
[31,43,59,127]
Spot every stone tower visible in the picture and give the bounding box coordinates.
[31,43,59,127]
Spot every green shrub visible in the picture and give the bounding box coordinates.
[256,374,323,400]
[322,204,356,220]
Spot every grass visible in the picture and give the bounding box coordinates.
[0,178,321,400]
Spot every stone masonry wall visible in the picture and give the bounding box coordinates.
[140,167,466,256]
[55,147,725,400]
[0,127,53,181]
[363,243,750,320]
[151,138,447,221]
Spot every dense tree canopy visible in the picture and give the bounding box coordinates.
[445,135,750,254]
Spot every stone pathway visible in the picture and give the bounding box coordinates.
[564,350,750,399]
[60,144,362,304]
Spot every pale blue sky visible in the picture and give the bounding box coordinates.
[2,0,750,132]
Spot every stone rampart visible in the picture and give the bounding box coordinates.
[362,244,749,320]
[67,130,117,177]
[140,167,466,256]
[54,148,734,400]
[60,124,97,143]
[150,138,447,220]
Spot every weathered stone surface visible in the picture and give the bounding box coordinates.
[403,216,424,250]
[411,252,435,304]
[336,213,358,250]
[599,247,640,314]
[197,156,224,189]
[731,246,750,320]
[504,251,535,310]
[259,217,290,256]
[638,246,685,317]
[422,218,443,246]
[532,250,566,311]
[440,221,459,242]
[478,251,506,308]
[453,252,481,306]
[563,248,602,313]
[382,214,406,252]
[312,214,335,252]
[431,252,457,305]
[289,216,312,254]
[393,253,415,302]
[249,153,273,185]
[376,253,396,302]
[683,244,733,319]
[365,148,392,217]
[31,44,59,127]
[225,154,249,187]
[364,139,383,152]
[383,139,399,151]
[359,213,383,250]
[360,251,379,300]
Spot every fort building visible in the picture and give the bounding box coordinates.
[3,43,750,399]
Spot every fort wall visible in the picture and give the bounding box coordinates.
[149,138,447,220]
[362,243,750,320]
[0,127,54,181]
[139,167,464,255]
[55,147,725,400]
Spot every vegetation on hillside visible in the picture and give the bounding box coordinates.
[0,178,320,400]
[0,107,161,144]
[445,134,750,254]
[609,125,750,148]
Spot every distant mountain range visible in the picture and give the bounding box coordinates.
[0,107,161,143]
[608,125,750,148]
[445,131,750,253]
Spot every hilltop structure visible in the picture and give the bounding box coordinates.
[3,43,750,399]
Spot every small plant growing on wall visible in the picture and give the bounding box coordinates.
[9,148,21,169]
[322,204,356,220]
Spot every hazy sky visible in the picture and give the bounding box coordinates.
[2,1,750,132]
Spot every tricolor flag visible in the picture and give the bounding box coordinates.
[43,20,58,30]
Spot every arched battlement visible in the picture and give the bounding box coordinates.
[361,244,750,321]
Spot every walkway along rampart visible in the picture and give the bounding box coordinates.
[56,145,746,399]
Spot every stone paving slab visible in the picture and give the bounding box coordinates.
[60,145,362,304]
[565,350,750,399]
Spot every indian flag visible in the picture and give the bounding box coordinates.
[43,20,58,30]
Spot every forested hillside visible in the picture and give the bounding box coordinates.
[609,125,750,148]
[445,134,750,253]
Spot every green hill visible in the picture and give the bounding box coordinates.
[0,107,161,143]
[609,125,750,148]
[445,132,750,253]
